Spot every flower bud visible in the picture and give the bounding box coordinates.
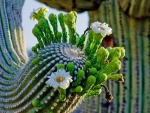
[32,58,40,65]
[72,70,85,86]
[89,67,98,75]
[57,64,65,70]
[85,61,91,68]
[102,58,122,75]
[107,74,124,82]
[109,47,125,59]
[67,62,74,75]
[70,86,83,93]
[32,99,41,107]
[86,75,96,85]
[96,73,107,84]
[97,47,109,65]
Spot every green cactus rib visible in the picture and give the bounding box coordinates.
[119,6,131,113]
[141,19,150,113]
[115,2,127,113]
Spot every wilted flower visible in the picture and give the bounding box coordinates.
[90,21,112,36]
[46,69,73,89]
[30,7,49,20]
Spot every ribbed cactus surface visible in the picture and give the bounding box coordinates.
[0,1,126,112]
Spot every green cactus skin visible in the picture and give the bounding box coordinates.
[0,1,126,113]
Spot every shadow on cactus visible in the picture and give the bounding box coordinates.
[28,7,125,113]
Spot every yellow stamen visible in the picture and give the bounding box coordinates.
[56,76,64,82]
[98,26,105,30]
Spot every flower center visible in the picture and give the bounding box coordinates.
[98,25,105,30]
[56,76,64,82]
[62,47,80,58]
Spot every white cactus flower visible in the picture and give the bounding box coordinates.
[90,21,112,36]
[46,69,73,89]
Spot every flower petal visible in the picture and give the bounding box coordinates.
[90,21,112,36]
[45,69,73,89]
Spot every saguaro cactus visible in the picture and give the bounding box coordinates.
[37,0,150,113]
[0,1,126,113]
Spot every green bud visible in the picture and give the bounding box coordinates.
[77,70,85,76]
[32,99,41,107]
[32,46,38,54]
[70,86,83,93]
[85,89,102,99]
[57,64,65,70]
[89,67,98,75]
[96,73,107,84]
[86,75,96,85]
[67,62,74,75]
[72,70,85,86]
[119,47,125,58]
[102,58,122,75]
[97,47,109,65]
[85,61,91,68]
[64,11,77,28]
[109,47,125,59]
[107,74,124,82]
[106,47,112,52]
[79,75,96,95]
[32,58,40,65]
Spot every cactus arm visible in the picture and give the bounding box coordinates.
[13,0,28,58]
[0,6,22,70]
[0,0,28,67]
[6,0,27,63]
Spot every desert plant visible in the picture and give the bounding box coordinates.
[37,0,150,113]
[0,2,125,113]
